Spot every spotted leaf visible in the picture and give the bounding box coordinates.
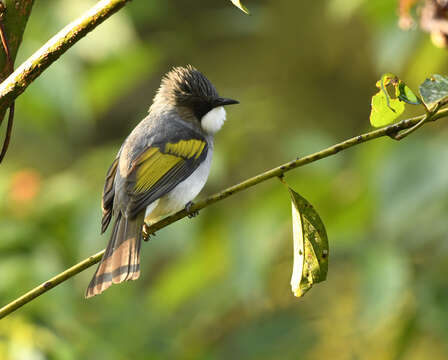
[288,188,329,298]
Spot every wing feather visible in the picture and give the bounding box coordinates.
[126,137,208,219]
[134,150,182,193]
[101,157,119,233]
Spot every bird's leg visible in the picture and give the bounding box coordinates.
[142,223,156,242]
[185,201,199,218]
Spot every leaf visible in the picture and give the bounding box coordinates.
[230,0,250,14]
[397,81,421,105]
[419,74,448,109]
[370,73,416,128]
[288,188,329,298]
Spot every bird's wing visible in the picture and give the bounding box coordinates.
[101,156,119,233]
[125,132,208,219]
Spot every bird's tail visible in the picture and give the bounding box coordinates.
[85,212,144,298]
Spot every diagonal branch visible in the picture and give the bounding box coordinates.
[0,0,132,114]
[1,108,447,319]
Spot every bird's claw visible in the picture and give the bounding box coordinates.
[185,201,199,218]
[142,223,156,242]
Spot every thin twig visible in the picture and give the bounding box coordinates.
[0,250,104,319]
[0,101,14,162]
[0,19,12,69]
[0,2,14,163]
[0,109,447,319]
[391,103,442,140]
[0,0,132,113]
[0,0,35,134]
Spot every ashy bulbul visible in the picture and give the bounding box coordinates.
[86,65,238,298]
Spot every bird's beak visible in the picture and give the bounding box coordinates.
[215,97,239,106]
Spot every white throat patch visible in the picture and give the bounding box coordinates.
[201,106,226,134]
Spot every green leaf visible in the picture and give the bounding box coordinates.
[397,81,421,105]
[369,73,421,128]
[230,0,250,14]
[288,188,329,298]
[419,74,448,109]
[370,73,406,128]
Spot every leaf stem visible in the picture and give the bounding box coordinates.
[277,174,289,187]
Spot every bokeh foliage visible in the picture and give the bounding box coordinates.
[1,0,448,359]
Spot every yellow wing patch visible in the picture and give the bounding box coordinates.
[165,139,206,160]
[135,148,182,192]
[133,139,206,193]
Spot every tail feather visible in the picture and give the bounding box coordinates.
[85,213,144,298]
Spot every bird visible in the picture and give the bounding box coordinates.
[86,65,238,298]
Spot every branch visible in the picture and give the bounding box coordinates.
[0,0,132,113]
[1,109,447,319]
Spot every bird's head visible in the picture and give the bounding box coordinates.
[153,65,239,134]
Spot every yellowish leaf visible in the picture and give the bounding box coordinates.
[230,0,250,14]
[289,188,329,298]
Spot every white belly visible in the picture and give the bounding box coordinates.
[145,148,213,222]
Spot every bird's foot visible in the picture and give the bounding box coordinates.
[185,201,199,218]
[142,223,156,242]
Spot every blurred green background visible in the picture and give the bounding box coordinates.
[1,0,448,359]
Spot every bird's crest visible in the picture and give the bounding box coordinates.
[153,65,218,106]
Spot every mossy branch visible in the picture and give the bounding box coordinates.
[1,108,447,319]
[0,0,132,113]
